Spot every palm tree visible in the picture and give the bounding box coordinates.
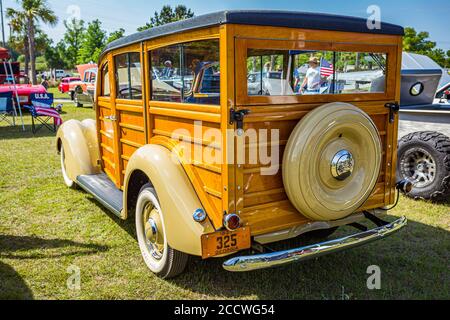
[8,0,57,84]
[6,8,30,76]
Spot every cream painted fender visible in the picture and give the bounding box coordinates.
[124,145,215,257]
[56,119,101,181]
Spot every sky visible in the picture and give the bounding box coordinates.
[2,0,449,51]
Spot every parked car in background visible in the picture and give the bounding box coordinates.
[58,77,81,94]
[397,52,450,202]
[0,73,47,107]
[53,69,71,80]
[247,71,288,95]
[68,64,97,107]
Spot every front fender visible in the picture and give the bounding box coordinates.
[56,119,101,181]
[124,145,215,256]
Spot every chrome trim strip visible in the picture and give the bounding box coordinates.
[223,216,407,272]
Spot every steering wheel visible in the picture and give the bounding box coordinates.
[119,87,142,97]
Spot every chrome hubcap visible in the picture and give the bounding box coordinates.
[143,203,164,260]
[331,150,355,181]
[401,148,436,188]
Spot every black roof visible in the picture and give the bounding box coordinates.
[103,10,404,55]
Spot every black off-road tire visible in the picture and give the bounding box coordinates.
[397,131,450,203]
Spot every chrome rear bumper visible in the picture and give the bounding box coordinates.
[223,216,407,272]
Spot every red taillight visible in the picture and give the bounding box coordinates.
[224,214,241,231]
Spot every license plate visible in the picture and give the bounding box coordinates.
[201,227,251,259]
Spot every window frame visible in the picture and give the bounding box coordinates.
[113,51,143,101]
[100,62,110,97]
[148,37,221,107]
[236,38,398,106]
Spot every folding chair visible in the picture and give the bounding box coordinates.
[27,93,62,134]
[0,91,15,126]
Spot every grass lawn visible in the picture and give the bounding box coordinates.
[47,87,71,100]
[0,104,449,300]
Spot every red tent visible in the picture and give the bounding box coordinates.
[0,47,10,60]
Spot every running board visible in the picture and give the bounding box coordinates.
[76,174,123,217]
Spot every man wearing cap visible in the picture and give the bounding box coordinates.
[162,60,174,78]
[299,57,321,94]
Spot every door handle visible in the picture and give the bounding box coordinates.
[105,115,117,121]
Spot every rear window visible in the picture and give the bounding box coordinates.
[247,49,387,96]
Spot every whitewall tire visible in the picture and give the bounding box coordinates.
[60,145,76,189]
[135,184,188,279]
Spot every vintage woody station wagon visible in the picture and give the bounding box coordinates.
[57,11,410,278]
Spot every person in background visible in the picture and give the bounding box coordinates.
[299,57,321,94]
[263,61,272,73]
[162,60,174,78]
[41,76,49,91]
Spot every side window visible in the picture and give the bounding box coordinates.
[150,39,220,105]
[90,71,97,83]
[115,52,142,100]
[102,64,110,97]
[247,49,387,96]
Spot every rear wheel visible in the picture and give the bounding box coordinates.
[397,131,450,202]
[135,184,188,279]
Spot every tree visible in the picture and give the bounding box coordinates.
[403,27,450,68]
[7,0,58,84]
[107,28,125,44]
[403,27,436,54]
[6,7,30,76]
[63,18,85,68]
[78,19,106,64]
[45,40,67,74]
[137,5,194,31]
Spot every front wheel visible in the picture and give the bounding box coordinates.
[74,93,83,108]
[135,184,188,279]
[397,131,450,202]
[60,145,77,189]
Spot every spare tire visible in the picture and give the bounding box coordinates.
[283,103,382,221]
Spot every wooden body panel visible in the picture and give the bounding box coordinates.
[237,103,392,235]
[230,25,402,235]
[95,23,403,236]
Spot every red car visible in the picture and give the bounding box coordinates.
[58,76,81,94]
[0,74,47,106]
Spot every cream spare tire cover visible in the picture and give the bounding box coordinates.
[283,103,382,221]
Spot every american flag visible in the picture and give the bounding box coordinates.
[320,58,334,77]
[30,106,63,126]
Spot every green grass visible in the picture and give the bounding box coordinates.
[0,104,449,300]
[47,87,71,100]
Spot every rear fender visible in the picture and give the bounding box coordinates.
[124,145,215,256]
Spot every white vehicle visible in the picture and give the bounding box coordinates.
[53,69,70,80]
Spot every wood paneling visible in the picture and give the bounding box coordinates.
[95,22,402,236]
